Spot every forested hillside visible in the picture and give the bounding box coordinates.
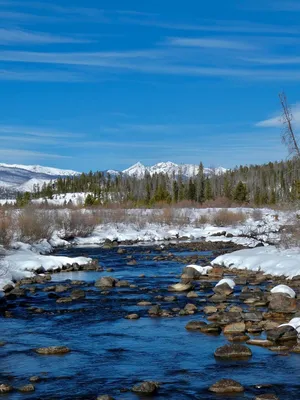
[13,158,300,207]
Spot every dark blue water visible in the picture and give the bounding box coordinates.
[1,245,299,399]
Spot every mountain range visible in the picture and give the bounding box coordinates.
[0,161,226,197]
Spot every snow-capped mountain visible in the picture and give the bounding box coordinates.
[0,163,80,196]
[122,161,226,178]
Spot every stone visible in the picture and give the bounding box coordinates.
[224,322,246,334]
[184,303,197,313]
[2,284,14,293]
[247,339,274,347]
[35,346,70,355]
[214,344,252,359]
[168,283,192,292]
[29,376,40,383]
[203,306,218,314]
[213,283,233,296]
[18,384,35,392]
[0,384,13,393]
[125,314,140,320]
[201,323,222,334]
[70,289,85,300]
[187,291,198,298]
[185,321,206,331]
[148,305,161,316]
[255,395,279,400]
[95,277,117,288]
[266,325,297,344]
[268,293,297,313]
[55,285,69,293]
[137,301,152,306]
[56,297,73,303]
[226,333,249,342]
[132,381,159,394]
[116,280,130,287]
[209,379,244,393]
[97,396,115,400]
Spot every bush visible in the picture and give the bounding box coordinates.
[60,210,98,239]
[18,207,54,243]
[211,209,246,227]
[0,210,14,247]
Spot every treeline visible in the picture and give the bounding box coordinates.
[15,159,300,207]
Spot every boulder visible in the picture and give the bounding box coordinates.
[95,277,117,288]
[0,384,13,393]
[35,346,70,355]
[268,293,297,313]
[255,395,279,400]
[185,321,207,331]
[18,384,35,392]
[132,381,159,394]
[125,314,140,320]
[214,344,252,360]
[224,322,246,334]
[168,283,192,292]
[213,283,233,296]
[266,325,297,344]
[70,289,85,300]
[97,396,115,400]
[209,379,244,393]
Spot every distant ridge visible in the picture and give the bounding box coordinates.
[122,161,226,178]
[0,161,226,196]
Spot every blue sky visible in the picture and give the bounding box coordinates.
[1,0,300,172]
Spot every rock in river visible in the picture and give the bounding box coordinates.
[35,346,70,355]
[95,277,117,288]
[209,379,244,393]
[214,343,252,360]
[132,381,159,394]
[168,282,192,292]
[0,384,13,393]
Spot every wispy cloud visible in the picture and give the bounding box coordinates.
[256,104,300,127]
[0,28,92,45]
[0,125,84,138]
[166,36,256,50]
[0,149,71,159]
[241,56,300,65]
[0,68,90,82]
[121,17,300,35]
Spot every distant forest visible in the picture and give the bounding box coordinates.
[14,158,300,207]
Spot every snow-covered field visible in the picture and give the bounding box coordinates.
[0,206,299,293]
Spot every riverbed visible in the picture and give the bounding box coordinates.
[1,243,300,399]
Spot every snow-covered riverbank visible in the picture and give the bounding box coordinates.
[0,206,298,293]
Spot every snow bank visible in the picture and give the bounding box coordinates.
[0,242,92,293]
[280,318,300,335]
[215,278,235,289]
[212,246,300,279]
[271,284,296,298]
[186,265,213,275]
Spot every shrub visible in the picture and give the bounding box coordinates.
[18,207,54,243]
[0,210,14,247]
[211,209,246,227]
[60,210,98,239]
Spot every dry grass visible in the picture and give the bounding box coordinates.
[211,209,247,227]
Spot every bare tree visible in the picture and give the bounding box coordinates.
[279,91,300,158]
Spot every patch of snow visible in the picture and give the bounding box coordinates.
[271,284,296,298]
[212,246,300,279]
[215,278,236,289]
[186,264,213,275]
[0,242,91,293]
[280,318,300,335]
